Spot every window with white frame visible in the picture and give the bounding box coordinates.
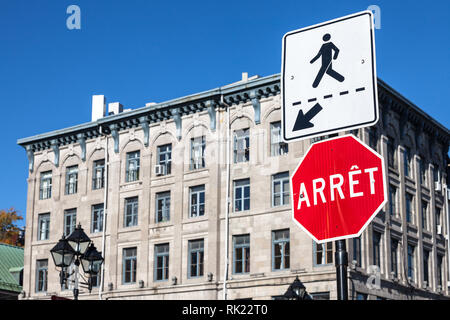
[352,236,361,267]
[437,254,443,288]
[39,171,52,200]
[270,122,288,156]
[272,229,290,271]
[436,207,442,235]
[65,166,78,195]
[272,172,289,207]
[189,185,205,218]
[387,137,397,169]
[38,213,50,241]
[423,249,430,286]
[190,136,205,170]
[124,197,138,227]
[234,179,250,212]
[63,209,77,237]
[373,231,381,267]
[314,242,333,266]
[369,127,378,151]
[126,151,140,182]
[233,128,250,163]
[156,192,170,223]
[188,239,204,278]
[154,243,169,281]
[157,144,172,175]
[92,159,105,190]
[91,204,104,233]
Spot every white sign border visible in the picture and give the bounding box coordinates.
[281,10,379,143]
[290,134,388,244]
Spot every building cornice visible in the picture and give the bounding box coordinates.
[17,74,449,155]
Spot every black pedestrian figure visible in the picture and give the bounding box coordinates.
[310,33,345,88]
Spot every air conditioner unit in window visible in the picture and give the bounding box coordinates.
[437,225,443,235]
[154,164,166,176]
[435,181,442,192]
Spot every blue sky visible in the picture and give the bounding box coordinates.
[1,0,449,227]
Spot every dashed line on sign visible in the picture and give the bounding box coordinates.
[292,87,365,106]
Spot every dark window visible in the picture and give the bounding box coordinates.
[373,231,381,267]
[352,236,361,267]
[406,193,414,224]
[387,137,397,169]
[423,249,430,286]
[391,239,398,278]
[407,244,415,281]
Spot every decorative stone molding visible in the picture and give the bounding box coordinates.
[139,116,150,147]
[76,133,86,161]
[110,124,119,153]
[249,90,261,125]
[172,108,182,141]
[26,145,34,172]
[205,100,217,131]
[51,139,60,167]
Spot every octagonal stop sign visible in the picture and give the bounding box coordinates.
[291,134,387,243]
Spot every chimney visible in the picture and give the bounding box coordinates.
[242,72,248,82]
[108,102,123,115]
[92,95,106,122]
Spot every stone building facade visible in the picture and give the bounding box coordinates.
[17,74,450,300]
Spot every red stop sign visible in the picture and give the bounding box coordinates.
[291,135,387,243]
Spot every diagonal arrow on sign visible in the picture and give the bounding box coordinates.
[293,103,323,131]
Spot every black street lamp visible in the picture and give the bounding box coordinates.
[283,276,309,300]
[50,224,104,300]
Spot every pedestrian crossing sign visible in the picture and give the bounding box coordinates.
[281,10,378,142]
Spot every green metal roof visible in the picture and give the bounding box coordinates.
[0,243,24,293]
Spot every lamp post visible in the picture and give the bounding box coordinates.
[50,224,104,300]
[283,276,308,300]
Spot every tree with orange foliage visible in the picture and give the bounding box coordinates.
[0,208,23,247]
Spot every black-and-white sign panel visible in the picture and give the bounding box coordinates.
[281,11,378,142]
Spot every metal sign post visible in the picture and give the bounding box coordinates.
[335,240,348,300]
